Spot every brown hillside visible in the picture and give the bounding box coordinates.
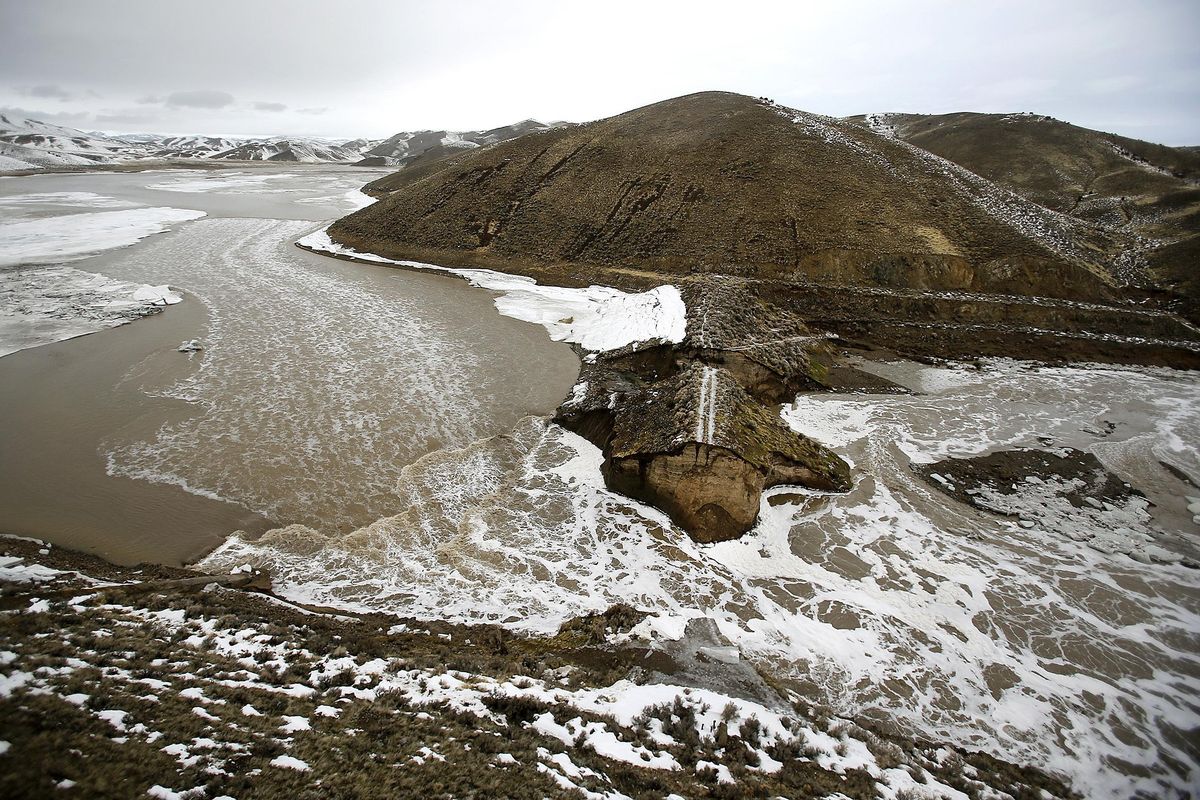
[319,93,1200,542]
[848,111,1200,213]
[332,92,1125,302]
[847,111,1200,314]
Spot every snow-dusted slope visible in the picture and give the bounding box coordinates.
[0,113,113,141]
[209,137,361,163]
[361,120,554,165]
[0,113,137,169]
[0,141,98,169]
[337,137,381,155]
[148,135,246,159]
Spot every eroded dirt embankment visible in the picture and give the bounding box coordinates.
[551,274,1200,541]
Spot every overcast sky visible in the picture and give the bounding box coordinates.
[2,0,1197,144]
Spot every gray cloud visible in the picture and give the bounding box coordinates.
[254,101,287,112]
[0,105,91,126]
[22,84,73,100]
[137,94,164,105]
[165,90,235,109]
[296,107,326,115]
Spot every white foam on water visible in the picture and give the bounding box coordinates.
[297,227,687,352]
[104,217,569,534]
[200,358,1200,799]
[0,207,206,267]
[782,396,878,450]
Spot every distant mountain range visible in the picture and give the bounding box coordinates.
[0,112,143,168]
[0,113,559,171]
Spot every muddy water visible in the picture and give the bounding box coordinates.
[0,166,580,563]
[202,358,1200,799]
[0,290,271,564]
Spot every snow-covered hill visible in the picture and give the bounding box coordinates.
[209,137,362,163]
[361,119,555,166]
[0,113,138,169]
[0,113,557,171]
[148,135,246,159]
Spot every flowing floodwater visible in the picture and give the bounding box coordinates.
[0,166,579,561]
[100,217,579,534]
[202,358,1200,799]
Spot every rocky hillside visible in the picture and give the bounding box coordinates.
[338,91,1135,302]
[846,111,1200,316]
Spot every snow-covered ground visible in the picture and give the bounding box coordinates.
[297,227,687,352]
[0,545,1042,799]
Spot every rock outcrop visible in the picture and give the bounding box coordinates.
[556,279,851,542]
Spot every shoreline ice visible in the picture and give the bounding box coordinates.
[297,226,686,352]
[0,201,203,357]
[0,207,206,268]
[0,266,183,357]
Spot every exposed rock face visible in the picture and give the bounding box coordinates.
[605,444,764,543]
[557,281,851,542]
[562,361,849,543]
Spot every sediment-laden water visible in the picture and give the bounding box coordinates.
[0,167,579,561]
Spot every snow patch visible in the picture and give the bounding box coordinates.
[297,226,686,352]
[269,755,310,771]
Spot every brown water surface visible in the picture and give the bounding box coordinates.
[0,167,580,563]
